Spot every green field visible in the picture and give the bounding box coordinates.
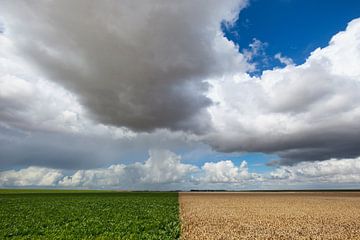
[0,190,180,239]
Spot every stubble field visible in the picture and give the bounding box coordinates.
[179,192,360,240]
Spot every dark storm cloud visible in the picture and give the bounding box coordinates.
[1,0,248,133]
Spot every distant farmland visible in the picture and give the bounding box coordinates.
[180,192,360,239]
[0,190,179,239]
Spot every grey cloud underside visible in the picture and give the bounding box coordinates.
[274,131,360,165]
[209,103,360,166]
[0,127,119,170]
[213,127,360,165]
[0,125,202,171]
[1,0,247,133]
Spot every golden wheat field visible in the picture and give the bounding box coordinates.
[179,192,360,240]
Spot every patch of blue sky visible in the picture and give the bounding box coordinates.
[222,0,360,73]
[181,146,278,173]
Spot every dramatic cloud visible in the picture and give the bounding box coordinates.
[207,18,360,165]
[1,1,360,189]
[0,31,204,171]
[1,0,248,133]
[0,32,96,134]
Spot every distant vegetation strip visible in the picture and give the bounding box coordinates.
[0,190,180,239]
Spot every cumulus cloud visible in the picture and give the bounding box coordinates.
[2,149,360,189]
[128,149,198,184]
[270,157,360,183]
[59,149,197,187]
[1,0,248,133]
[0,167,63,187]
[207,18,360,165]
[1,149,196,187]
[59,165,126,187]
[0,150,260,188]
[200,160,260,183]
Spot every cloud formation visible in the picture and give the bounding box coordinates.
[0,31,203,171]
[1,1,360,188]
[0,167,63,187]
[1,0,248,133]
[0,33,93,134]
[271,157,360,183]
[60,149,197,187]
[0,149,198,188]
[1,150,359,189]
[200,160,260,183]
[207,18,360,164]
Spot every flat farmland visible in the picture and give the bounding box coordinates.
[0,190,180,239]
[179,192,360,240]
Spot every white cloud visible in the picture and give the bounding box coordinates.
[0,153,260,188]
[271,157,360,183]
[200,160,260,183]
[243,38,268,61]
[242,38,269,70]
[274,53,294,66]
[130,149,198,184]
[206,18,360,164]
[0,167,63,186]
[1,152,360,188]
[59,149,197,187]
[60,165,126,187]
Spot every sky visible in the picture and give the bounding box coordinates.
[223,0,360,71]
[0,0,360,190]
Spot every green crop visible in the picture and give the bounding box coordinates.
[0,190,180,239]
